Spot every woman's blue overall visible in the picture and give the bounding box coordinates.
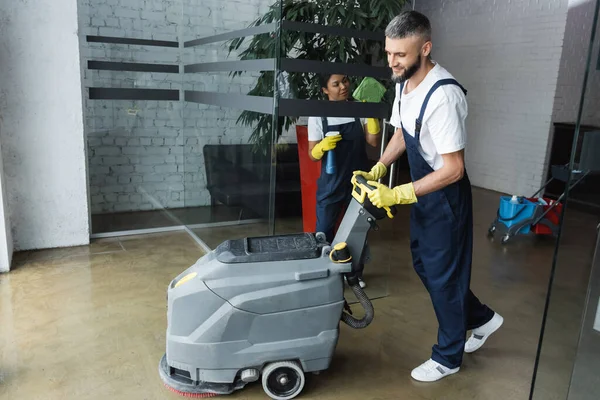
[315,117,368,243]
[399,79,495,369]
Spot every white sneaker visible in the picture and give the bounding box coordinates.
[411,359,459,382]
[464,312,504,353]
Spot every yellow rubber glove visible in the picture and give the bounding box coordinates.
[353,161,387,181]
[366,181,418,207]
[311,134,342,160]
[366,118,380,134]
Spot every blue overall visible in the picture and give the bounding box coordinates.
[316,117,368,243]
[399,79,494,369]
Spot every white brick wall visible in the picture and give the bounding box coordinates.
[553,0,600,127]
[416,0,570,196]
[79,0,270,214]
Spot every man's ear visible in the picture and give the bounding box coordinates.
[422,41,432,57]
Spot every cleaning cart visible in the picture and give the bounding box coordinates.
[492,130,600,244]
[488,164,589,244]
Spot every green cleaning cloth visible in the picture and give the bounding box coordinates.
[352,77,387,103]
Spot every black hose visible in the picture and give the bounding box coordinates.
[341,283,374,329]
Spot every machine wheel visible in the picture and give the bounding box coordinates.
[315,232,327,243]
[262,361,305,400]
[501,234,510,244]
[488,224,496,237]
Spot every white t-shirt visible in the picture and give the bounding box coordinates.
[308,117,366,141]
[390,63,468,171]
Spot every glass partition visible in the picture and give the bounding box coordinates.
[80,0,282,238]
[79,0,401,268]
[178,0,280,247]
[79,0,185,234]
[530,0,600,398]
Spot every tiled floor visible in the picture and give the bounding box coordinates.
[1,187,598,400]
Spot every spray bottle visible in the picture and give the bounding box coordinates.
[325,131,340,175]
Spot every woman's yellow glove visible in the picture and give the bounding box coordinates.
[366,181,418,207]
[311,134,342,160]
[366,118,380,134]
[353,161,387,181]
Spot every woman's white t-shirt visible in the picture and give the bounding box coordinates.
[308,117,366,141]
[390,63,468,171]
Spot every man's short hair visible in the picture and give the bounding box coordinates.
[385,10,432,41]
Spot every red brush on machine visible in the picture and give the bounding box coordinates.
[163,383,219,398]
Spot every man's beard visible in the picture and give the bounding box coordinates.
[391,55,421,84]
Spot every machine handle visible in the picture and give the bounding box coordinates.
[353,174,378,191]
[351,174,397,219]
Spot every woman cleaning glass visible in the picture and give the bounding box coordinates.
[308,73,381,288]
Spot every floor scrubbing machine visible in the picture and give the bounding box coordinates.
[159,175,397,399]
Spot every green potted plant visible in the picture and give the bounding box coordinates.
[228,0,407,153]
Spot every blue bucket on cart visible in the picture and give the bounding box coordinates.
[497,196,537,234]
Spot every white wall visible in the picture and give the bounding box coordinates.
[78,0,270,213]
[0,0,90,252]
[553,0,600,126]
[416,0,570,196]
